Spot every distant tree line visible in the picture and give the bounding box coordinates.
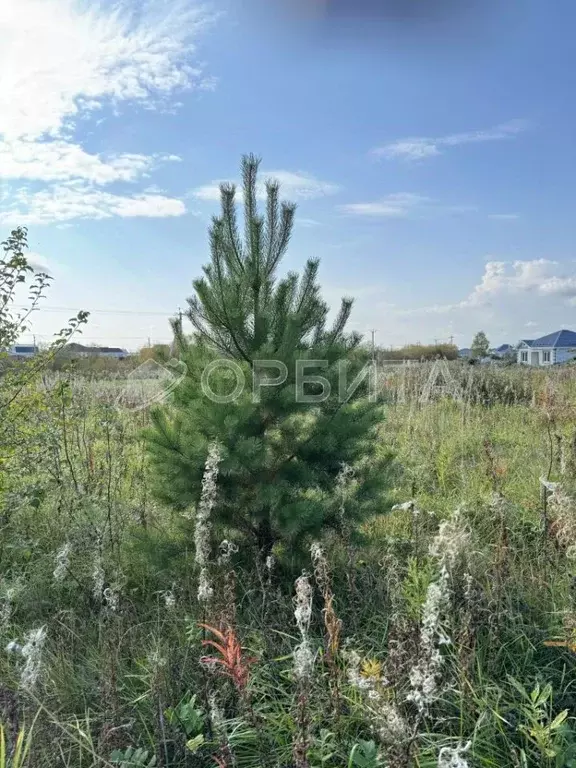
[375,343,459,362]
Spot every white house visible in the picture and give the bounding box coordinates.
[60,343,128,359]
[8,344,39,358]
[517,330,576,366]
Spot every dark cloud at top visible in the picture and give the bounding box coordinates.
[324,0,478,22]
[246,0,516,56]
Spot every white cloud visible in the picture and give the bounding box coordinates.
[402,258,576,316]
[193,170,340,203]
[339,193,429,217]
[26,251,52,274]
[339,193,476,218]
[263,171,339,199]
[466,259,574,304]
[193,182,228,202]
[373,120,529,161]
[0,184,186,225]
[539,275,576,297]
[0,0,212,222]
[489,213,520,221]
[296,218,322,227]
[377,141,441,161]
[0,139,183,184]
[0,0,213,141]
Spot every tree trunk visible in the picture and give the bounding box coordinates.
[255,516,275,558]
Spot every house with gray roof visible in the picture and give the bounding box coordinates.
[517,330,576,366]
[58,343,129,360]
[492,343,514,358]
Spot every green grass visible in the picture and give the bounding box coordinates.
[1,364,576,767]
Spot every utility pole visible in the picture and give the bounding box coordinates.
[173,306,183,355]
[369,329,377,364]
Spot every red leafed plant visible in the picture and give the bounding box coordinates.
[199,623,257,691]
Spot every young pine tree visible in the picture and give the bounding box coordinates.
[146,155,391,556]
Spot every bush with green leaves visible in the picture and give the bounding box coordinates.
[0,227,88,455]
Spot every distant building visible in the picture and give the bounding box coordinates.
[59,343,129,360]
[96,347,128,359]
[459,344,515,362]
[58,343,89,358]
[8,344,39,358]
[491,343,515,358]
[517,330,576,366]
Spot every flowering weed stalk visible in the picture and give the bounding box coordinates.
[195,442,221,605]
[162,588,176,610]
[53,541,71,583]
[429,509,470,572]
[344,648,409,756]
[437,740,472,768]
[310,541,343,716]
[208,691,236,767]
[336,463,359,601]
[293,572,314,768]
[406,565,451,714]
[216,539,239,629]
[92,536,105,604]
[407,510,471,713]
[541,478,576,551]
[0,584,19,629]
[9,626,47,692]
[310,542,341,660]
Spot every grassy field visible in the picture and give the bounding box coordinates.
[1,362,576,767]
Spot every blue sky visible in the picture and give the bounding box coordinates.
[1,0,575,349]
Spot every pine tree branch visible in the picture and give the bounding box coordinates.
[264,180,279,271]
[267,203,296,274]
[242,153,260,262]
[203,254,252,363]
[219,188,245,274]
[326,298,354,345]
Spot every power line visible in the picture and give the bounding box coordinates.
[14,305,177,317]
[22,334,164,341]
